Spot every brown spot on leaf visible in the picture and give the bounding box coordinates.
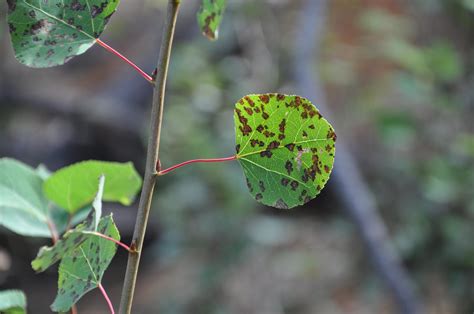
[244,96,255,107]
[244,107,253,115]
[285,160,293,175]
[255,193,263,201]
[290,181,299,191]
[259,94,270,104]
[259,181,265,192]
[267,141,280,150]
[285,143,295,152]
[281,178,290,186]
[260,150,272,158]
[327,129,337,141]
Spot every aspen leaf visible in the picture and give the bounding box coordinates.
[6,0,120,67]
[234,94,336,209]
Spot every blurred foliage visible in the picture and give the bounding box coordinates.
[322,1,473,312]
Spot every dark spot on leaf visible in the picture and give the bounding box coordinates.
[255,193,263,201]
[259,94,270,104]
[267,141,280,150]
[259,181,265,192]
[244,96,255,107]
[285,161,293,175]
[285,143,295,152]
[260,150,272,158]
[290,181,299,191]
[281,178,290,186]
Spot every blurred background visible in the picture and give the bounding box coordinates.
[0,0,473,313]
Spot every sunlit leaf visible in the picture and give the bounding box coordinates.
[197,0,226,40]
[51,215,119,312]
[6,0,120,67]
[43,160,142,214]
[234,94,336,209]
[0,290,27,314]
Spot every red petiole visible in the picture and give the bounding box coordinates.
[98,283,115,314]
[157,155,237,176]
[85,231,133,252]
[96,39,154,84]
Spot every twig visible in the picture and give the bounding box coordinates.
[118,1,181,313]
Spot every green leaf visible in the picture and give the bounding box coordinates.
[51,215,119,312]
[6,0,120,68]
[33,175,104,272]
[43,160,142,214]
[0,290,27,314]
[234,94,336,209]
[0,158,51,237]
[31,213,95,273]
[197,0,226,40]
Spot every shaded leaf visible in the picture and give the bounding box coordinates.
[43,160,142,214]
[51,215,119,312]
[197,0,226,40]
[0,158,51,237]
[0,290,27,314]
[234,94,336,209]
[6,0,120,68]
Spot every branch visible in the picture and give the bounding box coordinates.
[118,1,181,313]
[293,1,424,313]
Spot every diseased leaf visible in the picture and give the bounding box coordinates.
[197,0,226,40]
[43,160,142,213]
[31,213,95,273]
[0,158,51,237]
[234,94,336,209]
[51,215,119,312]
[6,0,120,68]
[0,290,27,314]
[33,175,105,272]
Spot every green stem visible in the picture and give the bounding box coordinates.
[118,1,181,313]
